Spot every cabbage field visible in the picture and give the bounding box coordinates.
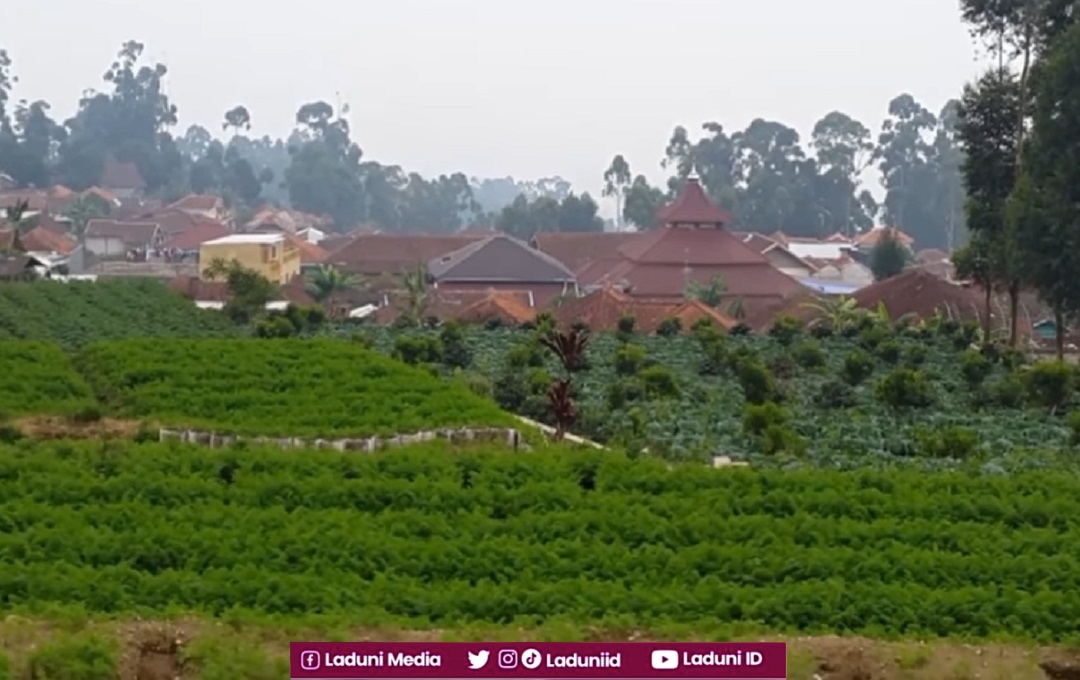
[0,439,1077,641]
[339,322,1078,467]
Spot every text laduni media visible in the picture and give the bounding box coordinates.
[325,652,440,667]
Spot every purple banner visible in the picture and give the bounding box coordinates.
[290,642,786,679]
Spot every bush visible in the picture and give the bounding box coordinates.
[253,314,297,338]
[858,325,890,350]
[876,340,903,364]
[27,632,117,680]
[742,401,788,436]
[792,340,826,369]
[759,424,807,455]
[987,372,1027,409]
[614,343,648,376]
[639,365,680,399]
[656,317,682,338]
[815,380,856,409]
[877,368,936,409]
[1025,360,1075,411]
[616,314,636,340]
[392,335,444,366]
[959,349,993,388]
[729,323,752,336]
[841,349,875,385]
[903,344,928,367]
[768,316,803,346]
[439,321,472,369]
[505,340,546,369]
[736,358,778,405]
[916,426,979,459]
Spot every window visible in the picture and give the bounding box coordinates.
[261,247,270,263]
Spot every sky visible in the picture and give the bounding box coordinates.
[5,0,988,215]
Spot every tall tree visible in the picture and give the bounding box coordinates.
[874,94,941,246]
[662,122,738,209]
[622,175,667,230]
[956,69,1023,343]
[1011,21,1080,357]
[223,106,251,137]
[810,111,877,236]
[602,155,632,230]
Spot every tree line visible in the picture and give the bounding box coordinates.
[603,97,965,250]
[0,39,962,250]
[951,0,1079,355]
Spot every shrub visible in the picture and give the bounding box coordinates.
[903,344,927,367]
[639,365,680,399]
[876,368,935,409]
[815,380,856,409]
[254,314,297,338]
[484,317,508,331]
[742,401,788,436]
[70,405,103,424]
[607,379,646,409]
[736,359,778,405]
[349,330,375,348]
[656,317,682,338]
[841,349,875,385]
[988,372,1027,408]
[614,343,648,376]
[960,349,993,387]
[759,424,807,455]
[876,340,903,364]
[858,325,890,350]
[1025,361,1075,411]
[729,323,752,336]
[915,426,979,459]
[616,314,636,341]
[768,316,803,346]
[505,340,546,369]
[792,340,826,369]
[439,320,472,369]
[392,335,444,366]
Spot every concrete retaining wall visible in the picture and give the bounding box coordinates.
[158,426,525,452]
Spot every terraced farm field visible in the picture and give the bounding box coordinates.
[0,341,95,416]
[342,322,1077,468]
[0,440,1077,642]
[0,279,239,349]
[74,338,517,437]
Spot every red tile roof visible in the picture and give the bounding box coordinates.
[656,177,733,225]
[20,226,76,254]
[855,226,915,248]
[167,194,223,212]
[326,234,486,274]
[853,268,984,322]
[165,222,231,250]
[550,285,733,333]
[85,220,160,245]
[456,291,537,325]
[530,232,638,274]
[372,288,535,324]
[282,233,328,264]
[99,160,145,190]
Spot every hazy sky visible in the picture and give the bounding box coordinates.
[6,0,986,212]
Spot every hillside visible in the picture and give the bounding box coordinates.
[0,279,239,349]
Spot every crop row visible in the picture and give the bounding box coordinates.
[1,440,1079,639]
[0,279,238,349]
[0,341,95,416]
[73,338,516,436]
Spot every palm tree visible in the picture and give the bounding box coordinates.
[3,199,31,254]
[305,265,364,318]
[400,262,430,326]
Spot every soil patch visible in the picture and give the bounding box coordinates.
[14,415,143,439]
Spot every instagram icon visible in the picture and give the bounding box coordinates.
[498,649,519,669]
[300,650,321,670]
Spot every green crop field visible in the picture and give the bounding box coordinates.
[335,319,1078,468]
[0,341,95,417]
[73,338,518,437]
[0,439,1077,642]
[0,279,239,349]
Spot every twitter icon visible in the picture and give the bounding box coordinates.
[468,650,490,670]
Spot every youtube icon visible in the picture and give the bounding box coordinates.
[651,650,679,670]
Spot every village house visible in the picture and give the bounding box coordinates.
[165,194,230,223]
[199,233,300,285]
[426,233,578,307]
[733,232,818,279]
[98,159,146,199]
[552,285,737,333]
[84,220,164,257]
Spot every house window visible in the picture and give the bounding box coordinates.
[262,247,270,263]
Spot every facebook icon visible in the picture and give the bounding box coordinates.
[300,650,321,670]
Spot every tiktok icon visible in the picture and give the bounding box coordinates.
[300,650,321,670]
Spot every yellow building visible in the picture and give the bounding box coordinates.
[199,233,300,284]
